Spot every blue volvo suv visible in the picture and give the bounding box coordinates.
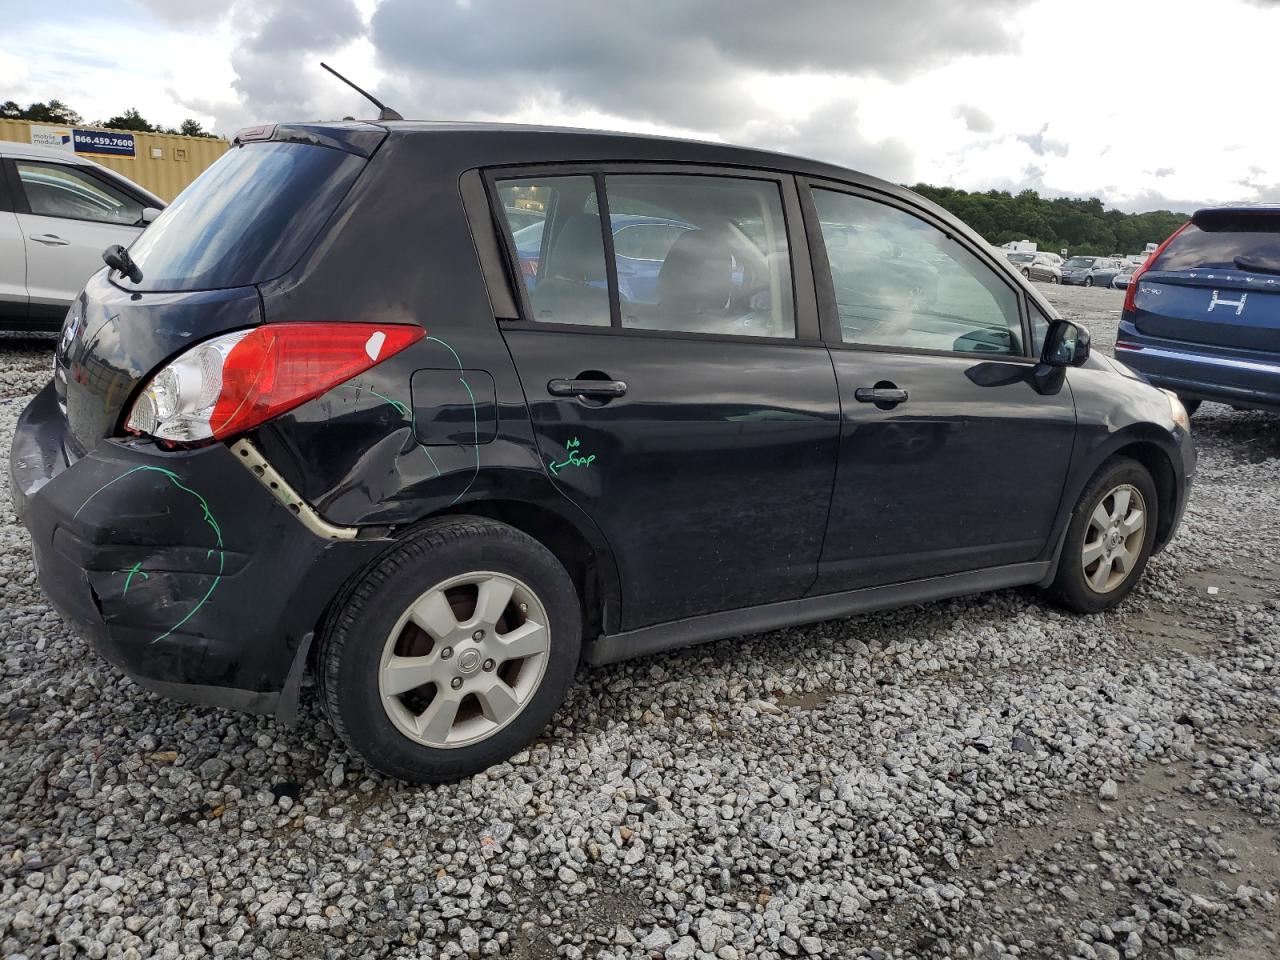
[1117,205,1280,414]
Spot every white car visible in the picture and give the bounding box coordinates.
[1,140,164,330]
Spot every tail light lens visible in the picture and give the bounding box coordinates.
[125,322,424,445]
[1123,221,1190,314]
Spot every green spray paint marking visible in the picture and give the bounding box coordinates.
[75,465,225,644]
[425,335,480,505]
[120,561,149,597]
[549,437,597,475]
[370,389,410,420]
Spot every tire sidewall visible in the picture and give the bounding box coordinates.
[327,524,581,783]
[1054,459,1159,613]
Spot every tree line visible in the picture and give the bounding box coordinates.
[1,99,219,139]
[910,184,1188,257]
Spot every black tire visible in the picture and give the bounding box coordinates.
[317,517,582,783]
[1021,268,1031,279]
[1051,275,1060,284]
[1177,396,1202,417]
[1084,276,1094,288]
[1044,457,1159,614]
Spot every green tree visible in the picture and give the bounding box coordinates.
[912,183,1187,256]
[102,108,154,132]
[3,99,82,124]
[177,118,215,138]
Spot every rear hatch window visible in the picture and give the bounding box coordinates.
[1150,212,1280,275]
[121,140,366,292]
[1135,210,1280,352]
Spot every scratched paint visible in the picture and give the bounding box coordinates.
[549,437,597,476]
[75,465,225,644]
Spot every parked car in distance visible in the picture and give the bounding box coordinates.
[1061,256,1124,287]
[11,121,1195,783]
[1116,205,1280,415]
[1111,263,1143,289]
[0,140,164,330]
[1007,251,1062,283]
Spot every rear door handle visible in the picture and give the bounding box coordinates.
[854,387,908,404]
[30,233,70,246]
[548,378,628,399]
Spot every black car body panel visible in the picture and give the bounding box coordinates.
[10,121,1196,713]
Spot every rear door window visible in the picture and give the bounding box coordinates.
[123,141,366,291]
[15,161,143,226]
[605,174,794,338]
[1151,215,1280,275]
[493,172,796,338]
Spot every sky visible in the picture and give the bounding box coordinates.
[2,0,1278,213]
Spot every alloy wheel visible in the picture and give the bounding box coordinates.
[1081,483,1146,594]
[378,572,551,749]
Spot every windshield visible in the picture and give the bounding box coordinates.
[123,141,366,291]
[1064,257,1094,268]
[1151,219,1280,275]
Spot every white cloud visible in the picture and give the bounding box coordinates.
[5,0,1280,210]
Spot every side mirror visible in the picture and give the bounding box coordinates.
[1041,319,1091,367]
[140,206,162,225]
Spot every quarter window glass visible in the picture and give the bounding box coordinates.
[16,161,142,226]
[605,175,794,338]
[812,189,1023,355]
[497,176,610,327]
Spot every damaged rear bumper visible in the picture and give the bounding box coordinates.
[10,382,387,718]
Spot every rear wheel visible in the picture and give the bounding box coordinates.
[1045,457,1158,613]
[1051,275,1060,284]
[318,517,582,783]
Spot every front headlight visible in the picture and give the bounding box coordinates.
[1160,388,1189,432]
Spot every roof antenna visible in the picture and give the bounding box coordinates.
[320,61,403,121]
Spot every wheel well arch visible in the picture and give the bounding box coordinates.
[431,499,615,640]
[1109,439,1179,551]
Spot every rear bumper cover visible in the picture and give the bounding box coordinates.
[10,382,387,715]
[1117,321,1280,413]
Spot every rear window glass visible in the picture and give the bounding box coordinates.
[122,141,365,291]
[1151,219,1280,275]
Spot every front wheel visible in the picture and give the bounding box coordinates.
[318,517,582,783]
[1044,457,1158,614]
[1021,268,1031,279]
[1084,276,1094,288]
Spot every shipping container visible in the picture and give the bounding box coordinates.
[0,119,229,202]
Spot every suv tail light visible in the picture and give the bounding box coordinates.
[125,322,424,445]
[1122,221,1190,315]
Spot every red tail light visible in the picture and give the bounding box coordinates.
[126,323,424,445]
[1123,221,1190,314]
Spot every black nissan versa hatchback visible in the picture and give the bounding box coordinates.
[10,121,1195,782]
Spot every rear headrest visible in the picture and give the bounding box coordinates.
[658,229,734,313]
[546,214,607,283]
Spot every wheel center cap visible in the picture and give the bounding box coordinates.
[1107,530,1123,549]
[456,648,482,675]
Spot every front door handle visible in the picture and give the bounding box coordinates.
[854,386,908,404]
[548,378,628,399]
[30,233,70,246]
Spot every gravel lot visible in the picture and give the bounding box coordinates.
[2,283,1278,959]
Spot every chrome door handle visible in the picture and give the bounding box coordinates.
[854,387,908,404]
[30,234,70,246]
[548,378,628,399]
